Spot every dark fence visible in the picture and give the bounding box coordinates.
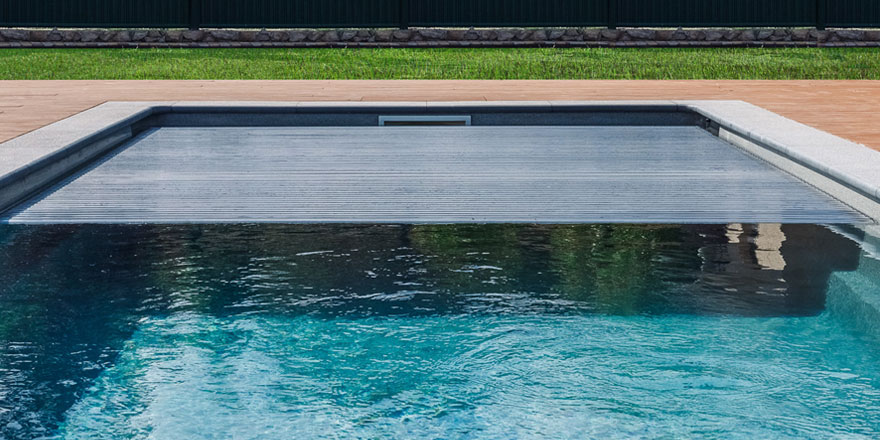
[1,0,878,29]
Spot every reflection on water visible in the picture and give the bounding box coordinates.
[0,224,866,438]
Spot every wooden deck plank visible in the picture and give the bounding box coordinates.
[1,80,879,151]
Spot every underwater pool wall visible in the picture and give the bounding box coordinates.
[827,225,880,338]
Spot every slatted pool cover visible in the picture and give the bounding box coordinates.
[2,126,868,224]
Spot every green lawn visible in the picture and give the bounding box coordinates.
[1,47,878,80]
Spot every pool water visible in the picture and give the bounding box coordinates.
[1,224,879,439]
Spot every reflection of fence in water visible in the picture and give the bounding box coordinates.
[0,224,863,320]
[697,224,861,316]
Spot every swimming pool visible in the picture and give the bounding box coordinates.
[2,101,880,439]
[2,223,880,439]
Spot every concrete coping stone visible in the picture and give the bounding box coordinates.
[169,100,694,113]
[2,100,880,218]
[678,100,880,203]
[0,102,168,178]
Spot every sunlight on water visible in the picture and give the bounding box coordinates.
[0,224,878,439]
[60,312,880,439]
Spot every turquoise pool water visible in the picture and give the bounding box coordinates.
[1,224,879,439]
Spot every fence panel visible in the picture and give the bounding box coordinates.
[616,0,816,27]
[1,0,188,27]
[827,0,880,27]
[198,0,400,28]
[409,0,608,27]
[1,0,879,29]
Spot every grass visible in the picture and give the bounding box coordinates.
[0,47,879,80]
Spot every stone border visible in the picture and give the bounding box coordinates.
[1,27,879,48]
[1,100,879,222]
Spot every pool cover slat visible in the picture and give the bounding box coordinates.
[2,126,868,224]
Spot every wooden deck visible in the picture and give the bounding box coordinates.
[1,80,879,151]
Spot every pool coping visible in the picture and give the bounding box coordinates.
[2,100,880,222]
